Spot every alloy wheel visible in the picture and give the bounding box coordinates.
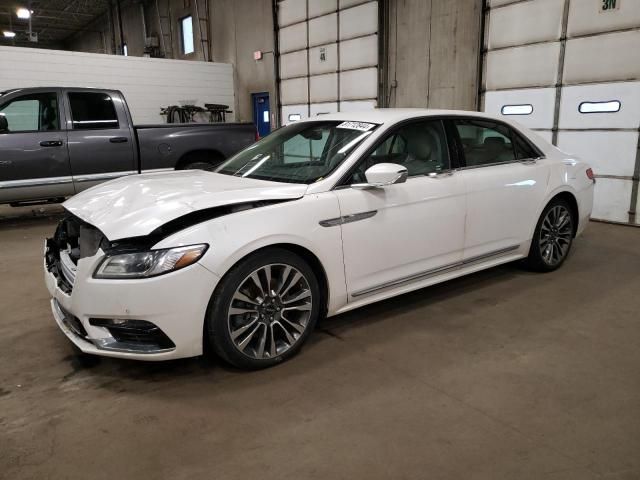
[227,264,313,360]
[539,205,573,266]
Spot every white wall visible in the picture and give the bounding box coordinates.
[0,46,235,124]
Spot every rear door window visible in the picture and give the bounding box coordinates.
[68,92,119,130]
[454,119,516,167]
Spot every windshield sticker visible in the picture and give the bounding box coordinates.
[336,121,376,131]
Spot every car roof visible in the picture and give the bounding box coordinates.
[299,108,508,125]
[1,86,120,96]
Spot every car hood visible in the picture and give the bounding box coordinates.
[63,170,308,240]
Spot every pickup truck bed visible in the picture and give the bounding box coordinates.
[0,87,256,205]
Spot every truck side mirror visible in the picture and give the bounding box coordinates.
[0,114,8,133]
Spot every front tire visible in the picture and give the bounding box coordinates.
[206,248,321,369]
[525,198,575,272]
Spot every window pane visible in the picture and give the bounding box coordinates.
[181,16,194,54]
[348,120,449,183]
[69,92,118,130]
[501,104,533,115]
[579,100,620,113]
[513,133,537,160]
[217,121,376,184]
[0,92,58,132]
[455,120,515,167]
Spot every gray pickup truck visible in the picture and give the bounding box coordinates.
[0,87,256,205]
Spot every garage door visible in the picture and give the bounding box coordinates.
[482,0,640,225]
[276,0,379,125]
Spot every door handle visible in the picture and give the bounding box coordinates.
[109,137,129,143]
[40,140,63,147]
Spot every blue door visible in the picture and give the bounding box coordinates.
[252,92,270,138]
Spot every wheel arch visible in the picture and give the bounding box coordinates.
[228,243,330,318]
[550,191,579,237]
[538,189,580,238]
[174,149,225,169]
[202,242,332,355]
[528,187,580,242]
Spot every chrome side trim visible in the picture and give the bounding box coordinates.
[140,168,174,174]
[73,170,137,183]
[319,210,377,227]
[351,244,520,298]
[0,176,73,189]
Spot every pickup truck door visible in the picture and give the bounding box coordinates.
[0,88,74,203]
[64,90,136,192]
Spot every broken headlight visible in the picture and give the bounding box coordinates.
[94,244,208,279]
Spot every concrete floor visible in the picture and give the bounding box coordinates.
[1,204,639,480]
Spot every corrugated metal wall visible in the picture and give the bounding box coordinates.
[482,0,640,225]
[0,46,235,124]
[276,0,379,124]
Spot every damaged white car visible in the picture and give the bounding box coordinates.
[45,109,594,369]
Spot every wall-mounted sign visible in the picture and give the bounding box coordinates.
[319,47,326,62]
[600,0,620,12]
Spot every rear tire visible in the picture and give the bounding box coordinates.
[206,248,321,370]
[524,198,575,272]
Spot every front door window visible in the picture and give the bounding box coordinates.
[0,92,59,132]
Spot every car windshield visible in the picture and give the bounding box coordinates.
[215,120,379,184]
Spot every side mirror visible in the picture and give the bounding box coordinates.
[352,163,408,189]
[0,114,7,133]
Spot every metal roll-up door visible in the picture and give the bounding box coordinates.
[482,0,640,225]
[276,0,379,125]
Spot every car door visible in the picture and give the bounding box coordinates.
[332,119,466,299]
[64,90,136,192]
[450,117,549,260]
[0,89,73,203]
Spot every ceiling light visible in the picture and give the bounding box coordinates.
[2,31,16,38]
[17,8,31,19]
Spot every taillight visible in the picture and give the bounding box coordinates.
[586,168,595,182]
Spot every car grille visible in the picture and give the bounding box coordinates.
[89,318,176,351]
[59,249,77,286]
[46,215,106,293]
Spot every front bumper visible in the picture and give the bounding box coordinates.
[45,247,221,361]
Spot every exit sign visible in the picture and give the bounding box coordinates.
[601,0,620,12]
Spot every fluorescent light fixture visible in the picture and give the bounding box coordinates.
[501,104,533,115]
[2,31,16,38]
[17,8,31,19]
[579,100,621,114]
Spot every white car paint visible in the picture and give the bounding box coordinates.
[64,169,307,240]
[45,109,594,361]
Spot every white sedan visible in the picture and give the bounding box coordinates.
[44,109,595,369]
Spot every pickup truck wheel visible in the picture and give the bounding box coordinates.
[206,248,321,370]
[182,161,218,171]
